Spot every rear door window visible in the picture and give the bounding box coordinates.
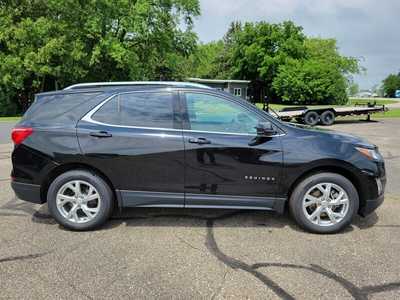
[92,92,175,129]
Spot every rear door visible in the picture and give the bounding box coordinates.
[77,90,185,207]
[181,91,284,209]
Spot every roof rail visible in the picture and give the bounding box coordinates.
[188,77,251,84]
[63,81,211,90]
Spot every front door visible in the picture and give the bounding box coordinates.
[77,90,185,207]
[181,92,284,209]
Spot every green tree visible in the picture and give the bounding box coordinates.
[185,40,224,78]
[198,22,362,105]
[272,38,361,105]
[304,39,360,76]
[272,58,349,105]
[228,21,306,101]
[348,82,359,96]
[382,73,400,97]
[0,0,200,115]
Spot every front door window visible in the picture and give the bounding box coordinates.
[185,93,260,134]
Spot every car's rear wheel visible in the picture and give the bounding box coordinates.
[47,170,114,230]
[289,172,359,234]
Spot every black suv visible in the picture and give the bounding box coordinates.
[11,82,386,233]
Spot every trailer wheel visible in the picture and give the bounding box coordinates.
[304,111,319,126]
[320,110,335,126]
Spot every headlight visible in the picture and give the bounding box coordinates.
[355,147,380,160]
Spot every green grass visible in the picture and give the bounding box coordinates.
[0,116,21,122]
[347,98,397,106]
[374,108,400,118]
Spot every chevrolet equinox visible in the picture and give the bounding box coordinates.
[11,82,386,233]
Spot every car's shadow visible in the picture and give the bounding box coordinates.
[105,207,380,233]
[35,204,381,233]
[0,197,381,233]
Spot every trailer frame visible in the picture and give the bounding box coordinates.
[270,103,387,126]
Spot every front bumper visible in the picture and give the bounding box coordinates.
[11,181,44,204]
[359,193,384,217]
[358,165,386,217]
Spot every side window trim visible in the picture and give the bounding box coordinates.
[178,90,191,131]
[81,90,285,136]
[82,90,182,130]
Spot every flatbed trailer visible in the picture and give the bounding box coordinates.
[271,104,387,126]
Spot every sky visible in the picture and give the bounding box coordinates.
[194,0,400,90]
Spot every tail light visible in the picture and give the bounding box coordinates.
[11,127,33,145]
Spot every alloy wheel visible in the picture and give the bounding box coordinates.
[56,180,101,223]
[302,183,349,227]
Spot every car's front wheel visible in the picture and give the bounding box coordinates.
[289,172,359,234]
[47,170,114,230]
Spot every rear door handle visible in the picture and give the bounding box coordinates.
[188,137,211,145]
[89,131,112,138]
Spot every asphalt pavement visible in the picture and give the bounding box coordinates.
[0,119,399,299]
[0,122,15,144]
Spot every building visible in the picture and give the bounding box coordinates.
[356,90,378,98]
[187,78,250,100]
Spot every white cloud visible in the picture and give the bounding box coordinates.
[195,0,400,88]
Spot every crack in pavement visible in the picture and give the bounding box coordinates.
[205,216,296,300]
[174,234,205,253]
[2,203,400,299]
[211,270,229,300]
[116,210,400,299]
[251,262,400,299]
[0,252,49,264]
[0,244,96,299]
[40,239,96,300]
[204,213,400,300]
[251,262,364,299]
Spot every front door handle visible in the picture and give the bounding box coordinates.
[188,137,211,145]
[89,131,112,138]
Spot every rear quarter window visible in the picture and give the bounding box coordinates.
[22,92,102,126]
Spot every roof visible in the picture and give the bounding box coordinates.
[63,81,211,90]
[187,78,251,84]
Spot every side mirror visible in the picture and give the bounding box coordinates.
[255,121,276,136]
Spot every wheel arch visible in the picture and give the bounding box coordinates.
[40,163,120,208]
[286,164,366,213]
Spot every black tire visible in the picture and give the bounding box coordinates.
[320,110,335,126]
[289,173,359,234]
[47,170,114,231]
[303,111,319,126]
